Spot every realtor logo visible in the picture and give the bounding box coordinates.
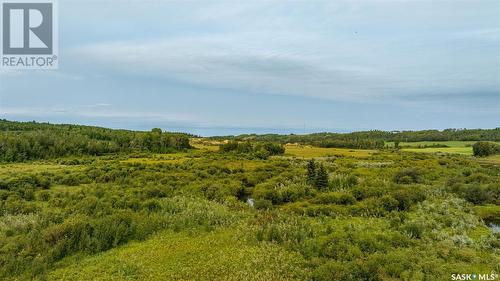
[1,0,58,69]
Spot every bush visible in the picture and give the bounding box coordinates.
[463,185,490,205]
[394,168,422,184]
[253,179,313,205]
[142,199,162,212]
[380,195,399,212]
[254,199,273,210]
[401,222,424,239]
[473,141,500,157]
[312,192,356,205]
[38,190,51,201]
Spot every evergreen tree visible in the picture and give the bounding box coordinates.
[315,164,329,190]
[307,160,316,184]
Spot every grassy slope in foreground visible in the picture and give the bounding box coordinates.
[48,228,309,281]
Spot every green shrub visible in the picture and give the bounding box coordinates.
[394,168,422,184]
[473,141,500,157]
[254,199,273,210]
[380,195,399,212]
[312,192,356,205]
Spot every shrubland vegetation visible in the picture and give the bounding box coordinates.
[0,120,498,280]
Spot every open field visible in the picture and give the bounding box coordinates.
[385,141,500,155]
[120,153,195,165]
[403,146,473,155]
[386,141,480,148]
[192,139,500,157]
[284,144,375,158]
[190,138,222,151]
[0,163,81,177]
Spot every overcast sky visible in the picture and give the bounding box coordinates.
[1,0,499,136]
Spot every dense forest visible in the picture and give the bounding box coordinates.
[0,120,191,162]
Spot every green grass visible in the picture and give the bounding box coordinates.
[285,144,374,158]
[48,228,310,281]
[477,154,500,165]
[387,141,479,148]
[474,204,500,224]
[120,154,191,165]
[385,141,500,155]
[403,146,473,155]
[0,163,81,177]
[190,138,222,151]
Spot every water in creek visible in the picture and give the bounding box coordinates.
[488,223,500,234]
[246,197,255,207]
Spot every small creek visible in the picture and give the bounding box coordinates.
[488,223,500,234]
[246,197,255,207]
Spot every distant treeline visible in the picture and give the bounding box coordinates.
[0,120,192,162]
[210,128,500,149]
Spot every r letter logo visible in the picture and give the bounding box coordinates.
[1,0,58,69]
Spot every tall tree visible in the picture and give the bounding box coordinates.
[307,160,316,185]
[315,164,329,190]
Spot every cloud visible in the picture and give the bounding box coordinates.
[2,0,499,132]
[60,1,499,106]
[83,103,111,108]
[70,35,395,102]
[71,28,500,105]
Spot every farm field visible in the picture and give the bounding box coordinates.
[187,142,376,158]
[386,141,480,148]
[403,146,473,155]
[385,141,500,155]
[284,144,375,158]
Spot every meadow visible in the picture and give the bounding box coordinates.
[384,141,500,156]
[284,144,375,158]
[0,122,499,280]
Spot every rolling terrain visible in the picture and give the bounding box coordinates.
[0,121,498,280]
